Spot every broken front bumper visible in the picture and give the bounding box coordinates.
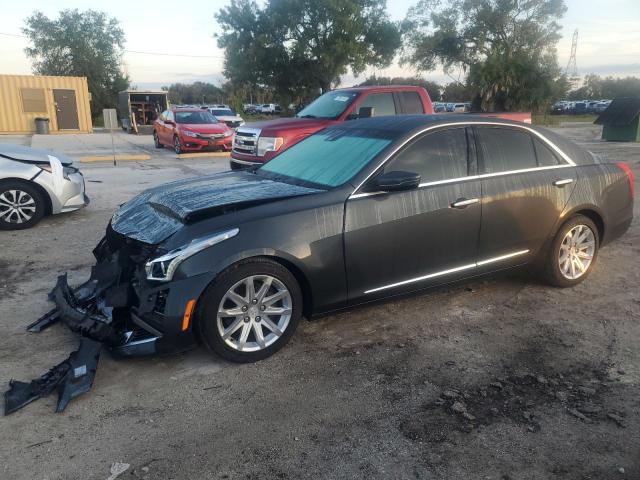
[4,233,204,415]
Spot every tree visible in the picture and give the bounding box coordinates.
[402,0,567,111]
[23,9,129,118]
[216,0,401,98]
[568,75,640,100]
[166,82,225,104]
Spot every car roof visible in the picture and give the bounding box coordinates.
[336,85,425,93]
[329,114,594,165]
[171,107,207,112]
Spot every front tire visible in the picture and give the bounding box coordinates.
[543,215,599,287]
[0,180,46,230]
[197,258,303,362]
[173,135,182,154]
[153,130,163,148]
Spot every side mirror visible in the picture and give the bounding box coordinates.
[366,171,421,192]
[359,106,375,119]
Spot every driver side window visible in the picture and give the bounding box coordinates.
[356,93,396,117]
[387,128,469,184]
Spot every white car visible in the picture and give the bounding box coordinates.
[207,107,245,128]
[259,104,281,114]
[0,144,88,229]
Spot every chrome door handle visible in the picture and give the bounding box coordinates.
[553,178,574,187]
[451,198,479,209]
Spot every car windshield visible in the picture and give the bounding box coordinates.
[295,91,359,119]
[211,109,234,116]
[257,128,393,188]
[175,111,217,124]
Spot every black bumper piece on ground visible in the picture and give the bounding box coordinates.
[4,338,101,415]
[4,266,160,415]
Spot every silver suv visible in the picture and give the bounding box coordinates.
[0,144,88,230]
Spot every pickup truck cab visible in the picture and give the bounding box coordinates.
[230,85,433,169]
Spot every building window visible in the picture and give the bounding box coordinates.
[21,88,47,113]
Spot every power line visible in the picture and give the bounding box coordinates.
[0,32,223,59]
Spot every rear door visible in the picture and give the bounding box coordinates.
[345,126,482,302]
[53,89,79,130]
[474,125,577,270]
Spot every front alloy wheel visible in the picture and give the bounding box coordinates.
[198,258,303,362]
[0,181,46,230]
[174,136,182,154]
[217,275,292,352]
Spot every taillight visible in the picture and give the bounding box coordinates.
[616,162,635,198]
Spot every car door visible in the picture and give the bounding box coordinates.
[157,110,168,142]
[163,110,176,142]
[474,125,578,270]
[344,126,482,303]
[353,92,397,118]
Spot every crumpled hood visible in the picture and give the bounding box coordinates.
[0,144,74,166]
[110,170,322,244]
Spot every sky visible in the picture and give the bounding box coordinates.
[1,0,639,89]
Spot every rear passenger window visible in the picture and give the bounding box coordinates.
[388,128,468,183]
[398,91,424,114]
[357,93,396,116]
[533,137,561,166]
[476,127,537,173]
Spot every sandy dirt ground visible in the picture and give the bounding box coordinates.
[0,124,638,480]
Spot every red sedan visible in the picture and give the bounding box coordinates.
[153,108,234,154]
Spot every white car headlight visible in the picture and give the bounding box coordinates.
[257,136,284,156]
[223,130,234,137]
[182,130,199,138]
[145,228,239,282]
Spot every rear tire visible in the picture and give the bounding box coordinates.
[0,180,46,230]
[543,215,599,287]
[197,258,303,362]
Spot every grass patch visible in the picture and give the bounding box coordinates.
[533,114,597,126]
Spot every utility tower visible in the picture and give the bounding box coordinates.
[565,30,580,87]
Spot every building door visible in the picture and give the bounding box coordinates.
[53,89,79,130]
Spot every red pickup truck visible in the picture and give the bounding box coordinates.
[230,86,433,169]
[230,85,531,169]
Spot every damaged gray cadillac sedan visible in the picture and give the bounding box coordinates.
[5,115,633,414]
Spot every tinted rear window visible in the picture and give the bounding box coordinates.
[533,137,561,166]
[398,91,424,114]
[476,127,537,173]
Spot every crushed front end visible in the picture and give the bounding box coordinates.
[4,225,199,415]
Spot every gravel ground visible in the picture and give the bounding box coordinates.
[0,124,638,480]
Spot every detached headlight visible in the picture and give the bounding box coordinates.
[145,228,239,282]
[182,130,199,138]
[257,136,284,156]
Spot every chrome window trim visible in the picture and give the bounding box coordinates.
[364,249,530,294]
[349,121,576,200]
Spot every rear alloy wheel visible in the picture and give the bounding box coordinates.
[153,131,163,148]
[0,181,46,230]
[198,258,303,362]
[173,135,182,154]
[544,215,599,287]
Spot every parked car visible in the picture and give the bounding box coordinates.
[153,108,234,154]
[42,115,633,364]
[230,85,434,169]
[258,104,281,114]
[0,144,88,230]
[207,107,245,128]
[453,103,468,113]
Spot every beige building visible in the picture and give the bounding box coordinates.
[0,74,93,134]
